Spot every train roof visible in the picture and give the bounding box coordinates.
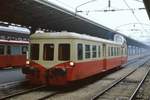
[31,31,121,45]
[0,39,29,44]
[0,26,30,34]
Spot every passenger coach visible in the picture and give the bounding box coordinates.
[0,26,29,68]
[23,31,127,85]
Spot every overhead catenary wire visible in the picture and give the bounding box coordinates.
[122,0,146,34]
[76,0,145,13]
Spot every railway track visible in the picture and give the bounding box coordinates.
[133,65,150,100]
[0,85,46,100]
[34,55,148,100]
[0,56,149,100]
[0,80,27,89]
[91,58,150,100]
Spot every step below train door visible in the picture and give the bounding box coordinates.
[102,43,107,71]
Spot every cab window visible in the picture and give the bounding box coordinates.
[43,44,54,60]
[59,44,70,61]
[30,44,39,60]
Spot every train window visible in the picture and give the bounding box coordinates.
[92,45,97,58]
[30,44,39,60]
[125,48,127,55]
[7,46,11,55]
[114,47,116,56]
[117,48,119,56]
[11,46,22,55]
[0,45,4,55]
[77,44,83,60]
[85,45,91,59]
[108,47,110,56]
[111,47,113,56]
[59,44,70,61]
[43,44,54,60]
[22,46,28,54]
[98,46,101,57]
[118,48,121,56]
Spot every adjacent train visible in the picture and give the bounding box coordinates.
[0,26,29,68]
[22,31,127,85]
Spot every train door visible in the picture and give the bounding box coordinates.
[102,44,107,70]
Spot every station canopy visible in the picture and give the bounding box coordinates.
[144,0,150,19]
[0,0,148,48]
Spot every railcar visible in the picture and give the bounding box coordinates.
[0,26,29,68]
[23,31,127,85]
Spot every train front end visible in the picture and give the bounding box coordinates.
[22,32,75,86]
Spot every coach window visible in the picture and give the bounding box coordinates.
[77,44,83,60]
[98,46,101,57]
[117,48,119,56]
[85,45,91,59]
[108,47,110,56]
[22,46,28,54]
[114,47,116,56]
[92,45,97,58]
[125,48,127,55]
[59,44,70,61]
[43,44,54,60]
[7,45,11,55]
[30,44,39,60]
[0,45,4,55]
[111,47,113,56]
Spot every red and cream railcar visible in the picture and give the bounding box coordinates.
[23,32,127,85]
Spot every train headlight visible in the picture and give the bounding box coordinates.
[26,60,30,65]
[69,61,75,67]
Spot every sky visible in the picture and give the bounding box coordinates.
[47,0,150,45]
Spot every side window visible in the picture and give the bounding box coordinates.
[117,48,119,56]
[22,46,28,54]
[125,48,127,55]
[0,45,4,55]
[92,45,97,58]
[43,44,54,60]
[77,44,83,60]
[98,46,101,57]
[11,46,22,55]
[114,47,116,56]
[108,46,110,56]
[59,44,70,61]
[85,45,91,59]
[7,45,11,55]
[30,44,39,60]
[111,47,113,56]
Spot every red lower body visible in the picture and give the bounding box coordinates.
[0,55,26,68]
[24,57,127,86]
